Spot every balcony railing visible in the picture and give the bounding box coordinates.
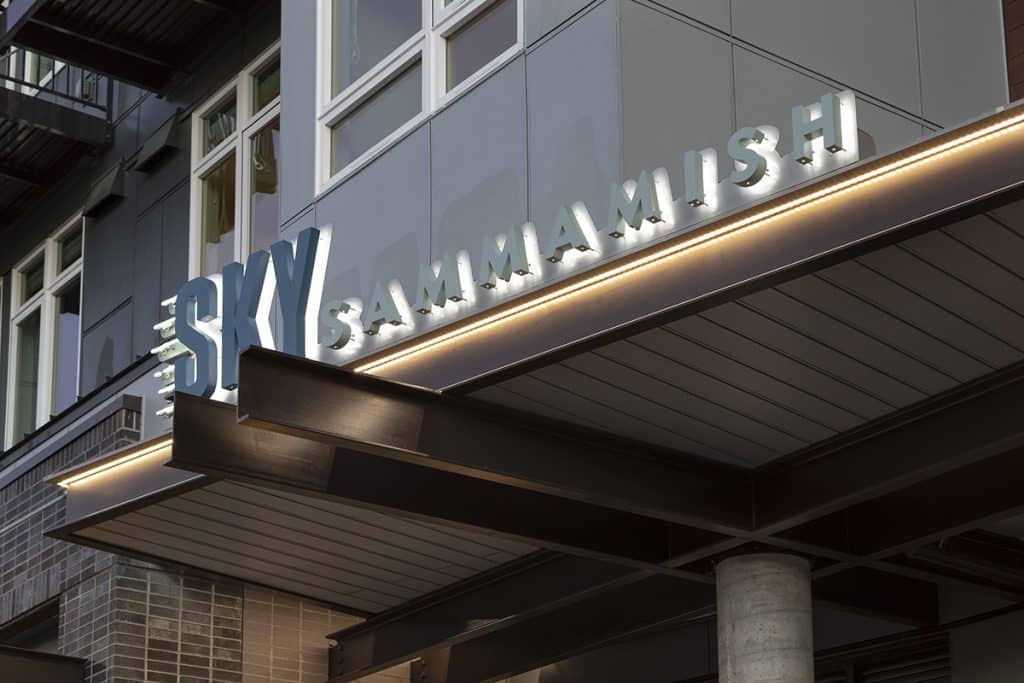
[0,45,110,118]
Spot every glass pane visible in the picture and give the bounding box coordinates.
[446,0,516,90]
[203,94,237,154]
[21,257,43,303]
[331,0,421,96]
[14,310,40,442]
[58,229,82,271]
[330,61,421,174]
[201,153,237,276]
[53,279,81,415]
[253,56,280,112]
[250,117,280,253]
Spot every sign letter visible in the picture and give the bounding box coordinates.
[270,227,320,356]
[478,225,532,289]
[728,126,778,187]
[415,253,466,314]
[220,250,270,389]
[545,205,596,263]
[606,170,662,238]
[792,92,844,165]
[174,277,218,397]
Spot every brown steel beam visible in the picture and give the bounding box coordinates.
[172,393,722,580]
[234,347,754,536]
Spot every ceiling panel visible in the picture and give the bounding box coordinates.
[475,207,1024,467]
[73,479,535,615]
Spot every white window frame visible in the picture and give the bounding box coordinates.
[189,41,282,278]
[315,0,523,194]
[4,49,66,96]
[4,214,84,449]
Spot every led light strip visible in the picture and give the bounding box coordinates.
[57,438,173,488]
[354,110,1024,376]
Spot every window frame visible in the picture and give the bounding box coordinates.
[4,213,84,449]
[189,41,282,278]
[315,0,523,194]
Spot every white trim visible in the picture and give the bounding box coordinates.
[4,213,83,449]
[315,0,523,195]
[189,41,282,278]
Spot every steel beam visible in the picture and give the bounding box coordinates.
[172,394,722,579]
[754,365,1024,531]
[234,347,754,536]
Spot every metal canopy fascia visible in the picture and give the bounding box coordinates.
[350,101,1024,391]
[213,349,1024,681]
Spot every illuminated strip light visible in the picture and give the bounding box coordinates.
[354,110,1024,376]
[56,439,173,488]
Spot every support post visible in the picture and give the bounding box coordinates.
[716,554,814,683]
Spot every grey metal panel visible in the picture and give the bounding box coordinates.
[652,0,731,31]
[315,126,430,313]
[627,326,864,433]
[254,483,533,562]
[429,57,527,262]
[136,122,189,216]
[562,350,810,453]
[856,247,1024,353]
[731,0,922,115]
[946,215,1024,281]
[732,47,924,161]
[901,230,1024,319]
[740,288,956,396]
[80,520,392,613]
[524,0,595,45]
[989,198,1024,238]
[79,301,133,395]
[669,309,895,420]
[499,373,721,457]
[132,205,163,361]
[160,183,190,301]
[593,339,835,443]
[72,473,535,615]
[123,507,424,603]
[526,0,620,233]
[280,0,318,227]
[528,362,770,464]
[471,384,597,427]
[776,274,990,384]
[619,1,735,192]
[82,171,136,334]
[195,482,523,575]
[916,0,1008,127]
[817,259,1020,371]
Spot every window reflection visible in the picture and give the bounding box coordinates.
[14,310,40,442]
[250,117,280,252]
[332,0,421,96]
[22,257,43,303]
[53,279,80,414]
[202,153,237,276]
[446,0,516,90]
[203,95,237,153]
[331,61,422,173]
[254,57,281,112]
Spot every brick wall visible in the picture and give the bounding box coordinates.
[0,405,140,625]
[242,586,410,683]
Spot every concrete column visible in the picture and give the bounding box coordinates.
[716,554,814,683]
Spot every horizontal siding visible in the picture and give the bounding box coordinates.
[77,479,534,615]
[477,203,1024,466]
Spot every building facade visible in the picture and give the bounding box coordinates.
[1,1,1024,681]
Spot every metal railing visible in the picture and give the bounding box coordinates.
[0,45,111,118]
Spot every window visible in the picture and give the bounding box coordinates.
[316,0,522,189]
[190,44,281,278]
[5,215,83,448]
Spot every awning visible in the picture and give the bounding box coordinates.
[48,102,1024,681]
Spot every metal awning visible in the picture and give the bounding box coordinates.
[47,103,1024,681]
[1,0,275,92]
